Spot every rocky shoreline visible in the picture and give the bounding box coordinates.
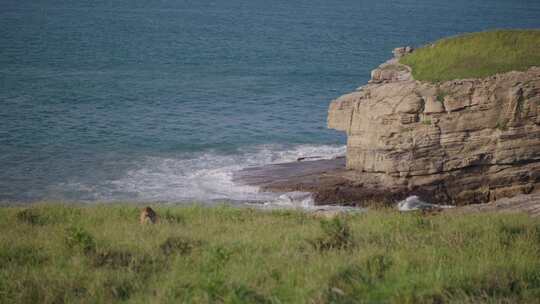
[233,157,404,206]
[237,46,540,209]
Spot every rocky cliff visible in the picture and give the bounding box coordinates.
[328,49,540,205]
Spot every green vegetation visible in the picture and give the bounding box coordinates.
[400,30,540,82]
[436,90,448,103]
[1,204,540,303]
[496,120,509,131]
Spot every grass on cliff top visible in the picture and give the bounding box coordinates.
[400,30,540,82]
[1,204,540,303]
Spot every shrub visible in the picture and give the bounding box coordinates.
[436,91,448,102]
[205,246,232,271]
[104,278,133,301]
[324,265,369,303]
[309,218,354,251]
[65,226,96,254]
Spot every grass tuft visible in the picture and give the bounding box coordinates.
[159,236,201,256]
[16,208,46,225]
[161,209,186,224]
[436,90,448,102]
[91,249,134,269]
[0,245,48,266]
[309,217,354,251]
[65,226,96,254]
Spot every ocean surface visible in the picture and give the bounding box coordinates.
[2,0,540,204]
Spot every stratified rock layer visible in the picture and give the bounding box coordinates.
[328,53,540,205]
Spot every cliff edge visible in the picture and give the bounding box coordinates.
[328,41,540,205]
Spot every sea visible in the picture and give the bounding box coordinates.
[2,0,540,205]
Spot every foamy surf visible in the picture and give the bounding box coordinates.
[254,191,364,213]
[265,191,315,208]
[56,144,346,208]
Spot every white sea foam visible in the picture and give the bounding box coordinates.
[397,195,455,212]
[268,192,315,208]
[60,144,346,207]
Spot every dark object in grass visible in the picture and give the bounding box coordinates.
[160,236,201,256]
[0,245,48,266]
[105,279,133,301]
[309,218,354,251]
[91,249,133,268]
[16,208,46,225]
[91,249,164,275]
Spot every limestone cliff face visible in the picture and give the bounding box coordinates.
[328,51,540,204]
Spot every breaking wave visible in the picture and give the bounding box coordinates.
[58,144,346,207]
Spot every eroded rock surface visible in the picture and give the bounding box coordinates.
[328,50,540,205]
[448,193,540,217]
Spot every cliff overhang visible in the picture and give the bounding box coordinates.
[328,47,540,205]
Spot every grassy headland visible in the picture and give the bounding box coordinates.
[400,30,540,82]
[1,204,539,303]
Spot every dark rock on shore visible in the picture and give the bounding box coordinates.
[234,158,408,206]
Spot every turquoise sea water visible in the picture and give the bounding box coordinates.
[2,0,540,203]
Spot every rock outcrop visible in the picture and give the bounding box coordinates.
[448,193,540,217]
[328,49,540,205]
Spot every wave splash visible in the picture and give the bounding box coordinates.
[60,144,346,206]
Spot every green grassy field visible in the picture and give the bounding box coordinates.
[400,30,540,82]
[1,204,539,303]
